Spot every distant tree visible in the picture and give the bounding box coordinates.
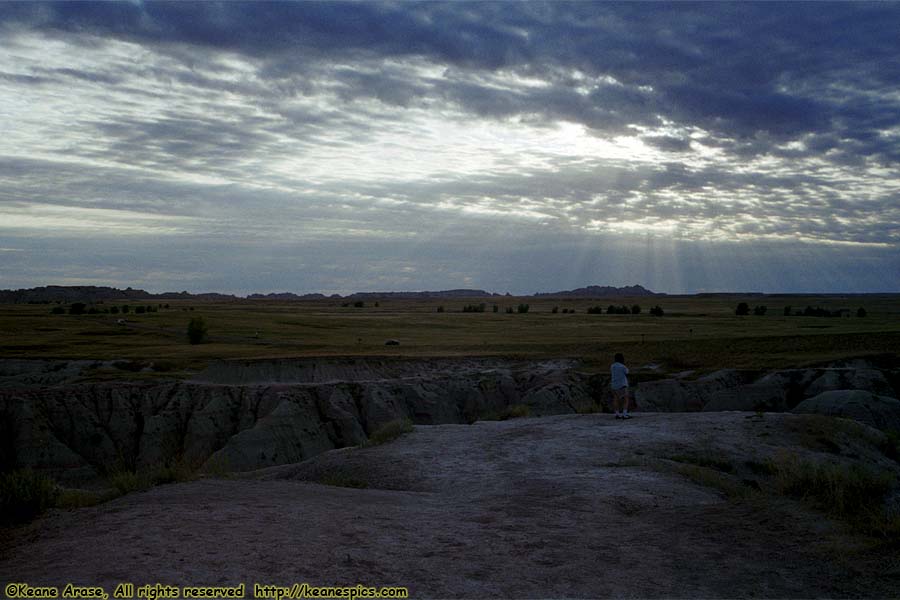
[587,306,603,315]
[187,317,208,345]
[110,306,119,315]
[517,303,530,314]
[353,301,365,308]
[505,306,514,314]
[135,306,146,314]
[753,305,767,316]
[163,303,170,309]
[122,305,130,314]
[783,306,792,317]
[649,305,664,316]
[87,307,100,314]
[552,306,559,314]
[68,303,87,315]
[436,306,445,313]
[857,307,867,318]
[492,304,499,313]
[606,305,616,315]
[631,305,641,315]
[50,306,65,315]
[374,302,380,307]
[735,302,750,316]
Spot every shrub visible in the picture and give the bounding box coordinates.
[631,305,641,315]
[69,302,87,315]
[50,306,65,315]
[108,469,148,495]
[135,306,146,314]
[517,303,530,314]
[505,306,514,314]
[587,306,604,314]
[501,404,530,420]
[436,306,445,313]
[353,301,365,308]
[783,305,792,316]
[857,307,867,318]
[463,303,486,313]
[186,316,208,345]
[753,305,767,316]
[492,304,499,313]
[736,302,750,316]
[0,469,60,525]
[122,305,130,314]
[365,418,413,446]
[649,305,664,316]
[552,306,559,314]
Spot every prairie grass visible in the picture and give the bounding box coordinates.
[0,469,60,525]
[766,451,897,537]
[1,295,898,373]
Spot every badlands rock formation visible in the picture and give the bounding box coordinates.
[0,358,591,485]
[2,356,897,486]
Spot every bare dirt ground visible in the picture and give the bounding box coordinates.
[3,413,899,599]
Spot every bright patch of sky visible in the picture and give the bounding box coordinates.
[0,2,898,294]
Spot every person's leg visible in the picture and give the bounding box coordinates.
[622,388,630,417]
[613,388,624,417]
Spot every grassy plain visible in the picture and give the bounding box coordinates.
[1,294,898,375]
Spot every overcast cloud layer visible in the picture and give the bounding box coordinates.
[1,1,898,294]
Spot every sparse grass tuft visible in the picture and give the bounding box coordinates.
[0,469,60,525]
[479,404,531,421]
[107,458,199,495]
[202,454,232,478]
[669,463,751,499]
[767,451,897,536]
[108,469,148,495]
[365,418,414,446]
[56,488,117,509]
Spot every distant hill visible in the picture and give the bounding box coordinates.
[535,284,659,298]
[347,289,497,299]
[247,292,328,300]
[0,284,659,303]
[0,286,239,304]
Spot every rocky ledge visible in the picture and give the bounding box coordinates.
[1,356,898,486]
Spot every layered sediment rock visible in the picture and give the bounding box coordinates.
[0,358,591,484]
[2,356,897,486]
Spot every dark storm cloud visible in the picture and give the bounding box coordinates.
[3,1,898,164]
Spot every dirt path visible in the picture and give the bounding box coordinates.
[2,413,897,598]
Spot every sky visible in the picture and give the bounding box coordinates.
[1,1,899,296]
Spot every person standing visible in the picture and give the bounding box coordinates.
[611,353,631,419]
